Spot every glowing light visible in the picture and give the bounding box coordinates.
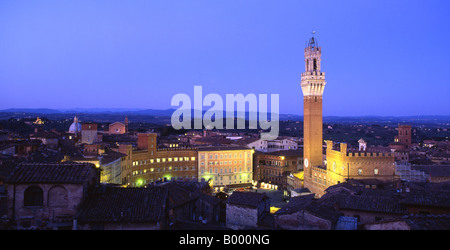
[136,179,144,187]
[270,207,280,214]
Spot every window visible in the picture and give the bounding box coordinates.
[48,186,68,208]
[374,168,379,175]
[24,186,43,206]
[358,168,363,176]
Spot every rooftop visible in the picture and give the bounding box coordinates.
[226,191,269,208]
[6,162,97,184]
[76,186,168,223]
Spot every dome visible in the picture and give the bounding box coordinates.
[69,116,82,134]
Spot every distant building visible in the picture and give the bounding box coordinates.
[107,116,128,134]
[254,149,303,190]
[29,128,59,149]
[81,123,98,144]
[389,124,412,163]
[238,137,298,153]
[68,116,82,135]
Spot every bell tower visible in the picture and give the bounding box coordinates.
[301,32,326,178]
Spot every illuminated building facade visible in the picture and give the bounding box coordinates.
[300,35,398,197]
[301,34,326,191]
[107,116,129,134]
[118,133,198,187]
[254,149,303,189]
[197,146,254,191]
[305,140,397,197]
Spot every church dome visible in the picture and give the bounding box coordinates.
[69,116,82,134]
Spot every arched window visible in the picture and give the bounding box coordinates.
[24,186,43,206]
[313,59,317,71]
[48,186,68,208]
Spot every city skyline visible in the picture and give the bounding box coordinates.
[1,0,449,116]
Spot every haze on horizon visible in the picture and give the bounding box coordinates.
[0,0,449,117]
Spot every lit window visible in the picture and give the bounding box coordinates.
[374,168,379,175]
[358,168,363,175]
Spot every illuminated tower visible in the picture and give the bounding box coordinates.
[301,33,326,179]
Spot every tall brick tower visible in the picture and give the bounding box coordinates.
[397,124,412,149]
[301,33,326,179]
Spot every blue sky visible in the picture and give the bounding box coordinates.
[0,0,449,116]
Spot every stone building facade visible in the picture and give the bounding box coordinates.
[301,34,326,194]
[5,162,99,229]
[197,146,254,191]
[225,191,270,230]
[117,133,198,187]
[306,140,396,197]
[254,149,302,189]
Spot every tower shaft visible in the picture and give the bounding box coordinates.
[301,40,326,177]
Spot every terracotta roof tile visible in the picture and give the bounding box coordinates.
[76,186,168,223]
[6,162,97,184]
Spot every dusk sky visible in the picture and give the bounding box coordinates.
[0,0,449,116]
